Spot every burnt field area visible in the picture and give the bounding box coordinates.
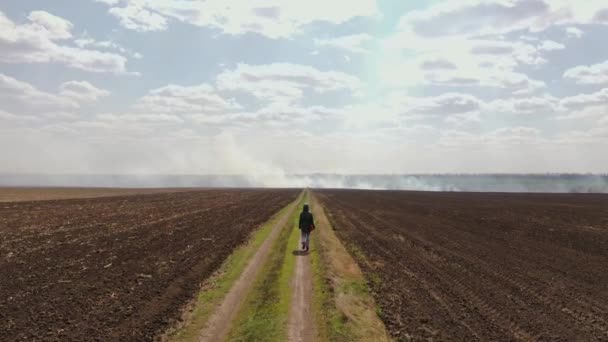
[0,189,298,341]
[316,189,608,341]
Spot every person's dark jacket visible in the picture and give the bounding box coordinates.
[298,205,315,233]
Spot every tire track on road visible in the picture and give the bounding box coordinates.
[198,193,301,342]
[287,216,314,342]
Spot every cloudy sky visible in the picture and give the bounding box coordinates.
[1,0,607,176]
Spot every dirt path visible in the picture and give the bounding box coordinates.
[198,196,299,342]
[288,243,314,342]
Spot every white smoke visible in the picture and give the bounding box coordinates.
[213,132,306,188]
[1,132,607,192]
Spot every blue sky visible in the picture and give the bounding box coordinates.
[1,0,608,179]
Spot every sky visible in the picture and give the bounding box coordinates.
[1,0,608,177]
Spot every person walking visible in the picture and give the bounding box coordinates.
[298,203,315,252]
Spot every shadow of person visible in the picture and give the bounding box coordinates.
[292,250,309,256]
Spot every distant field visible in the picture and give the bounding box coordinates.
[0,187,194,202]
[0,189,299,341]
[317,189,608,341]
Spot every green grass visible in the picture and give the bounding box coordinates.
[340,242,384,299]
[309,227,353,341]
[227,193,306,341]
[167,197,299,342]
[338,279,370,297]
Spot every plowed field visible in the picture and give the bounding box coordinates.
[0,187,193,202]
[0,189,298,341]
[316,190,608,341]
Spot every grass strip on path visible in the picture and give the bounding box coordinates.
[227,192,307,341]
[166,193,302,342]
[310,193,391,341]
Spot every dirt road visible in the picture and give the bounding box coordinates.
[199,194,300,341]
[288,241,314,342]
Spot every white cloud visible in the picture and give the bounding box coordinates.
[27,10,74,40]
[381,56,546,94]
[563,60,608,85]
[594,8,608,23]
[440,126,542,147]
[385,93,564,125]
[59,63,362,131]
[397,0,608,39]
[401,93,483,116]
[341,92,486,128]
[488,96,559,114]
[314,34,374,54]
[0,109,40,123]
[444,112,481,126]
[382,0,605,99]
[379,33,548,94]
[224,103,341,127]
[99,0,379,38]
[0,73,78,112]
[0,109,19,121]
[74,34,142,59]
[0,74,111,119]
[557,105,606,121]
[109,4,168,32]
[134,83,241,115]
[95,0,121,4]
[59,81,110,102]
[98,112,184,123]
[72,32,143,62]
[538,40,565,51]
[420,58,457,70]
[470,41,516,55]
[397,0,552,38]
[495,72,546,95]
[469,39,547,65]
[490,126,542,142]
[0,10,131,74]
[560,88,608,110]
[4,1,608,176]
[216,63,362,103]
[566,26,584,38]
[558,125,608,144]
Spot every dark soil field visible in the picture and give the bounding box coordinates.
[0,189,298,341]
[316,189,608,341]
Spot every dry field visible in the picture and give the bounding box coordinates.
[0,189,298,341]
[0,187,195,202]
[316,189,608,341]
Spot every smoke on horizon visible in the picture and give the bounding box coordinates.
[1,173,607,193]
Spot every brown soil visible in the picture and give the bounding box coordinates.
[0,189,298,341]
[316,190,608,341]
[0,187,193,202]
[288,233,314,342]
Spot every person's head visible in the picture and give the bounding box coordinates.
[303,204,309,212]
